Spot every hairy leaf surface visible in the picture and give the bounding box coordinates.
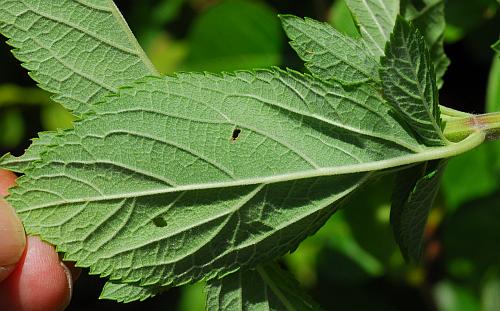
[0,0,157,172]
[0,0,156,114]
[7,68,437,290]
[345,0,399,58]
[391,160,446,262]
[380,17,446,146]
[280,15,378,84]
[206,263,321,311]
[7,68,487,292]
[402,0,449,88]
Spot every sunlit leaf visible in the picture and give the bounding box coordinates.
[184,0,282,72]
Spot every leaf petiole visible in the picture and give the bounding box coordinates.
[443,111,500,142]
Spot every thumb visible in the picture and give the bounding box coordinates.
[0,171,25,282]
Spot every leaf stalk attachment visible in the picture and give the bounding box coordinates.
[443,111,500,142]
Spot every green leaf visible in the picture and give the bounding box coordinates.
[286,211,384,286]
[390,159,446,262]
[280,14,379,84]
[9,65,487,295]
[329,0,360,39]
[0,131,55,172]
[7,68,486,296]
[345,0,399,58]
[100,280,164,303]
[402,0,450,88]
[206,263,321,311]
[183,0,282,72]
[380,17,447,146]
[0,0,156,115]
[0,0,158,172]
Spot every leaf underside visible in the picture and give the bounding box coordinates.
[345,0,399,59]
[0,0,156,172]
[391,159,447,262]
[0,0,460,303]
[380,17,446,147]
[8,68,425,290]
[100,280,165,303]
[402,0,450,89]
[0,0,161,298]
[279,14,378,85]
[206,263,322,311]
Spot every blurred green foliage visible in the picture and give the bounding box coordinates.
[0,0,499,310]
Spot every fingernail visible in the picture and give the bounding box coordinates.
[60,261,73,309]
[0,198,26,281]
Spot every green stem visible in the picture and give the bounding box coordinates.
[439,105,473,119]
[443,111,500,142]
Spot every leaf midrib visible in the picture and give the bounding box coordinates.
[17,1,139,55]
[360,0,389,55]
[399,31,446,142]
[17,131,484,212]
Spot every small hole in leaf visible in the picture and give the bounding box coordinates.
[153,216,168,227]
[231,128,241,141]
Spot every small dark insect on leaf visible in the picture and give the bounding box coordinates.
[231,128,241,141]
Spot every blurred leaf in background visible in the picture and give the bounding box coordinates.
[183,0,283,72]
[443,193,500,284]
[434,281,480,311]
[328,0,360,38]
[0,84,72,154]
[0,108,24,148]
[441,47,500,210]
[178,283,205,311]
[481,271,500,311]
[444,0,498,43]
